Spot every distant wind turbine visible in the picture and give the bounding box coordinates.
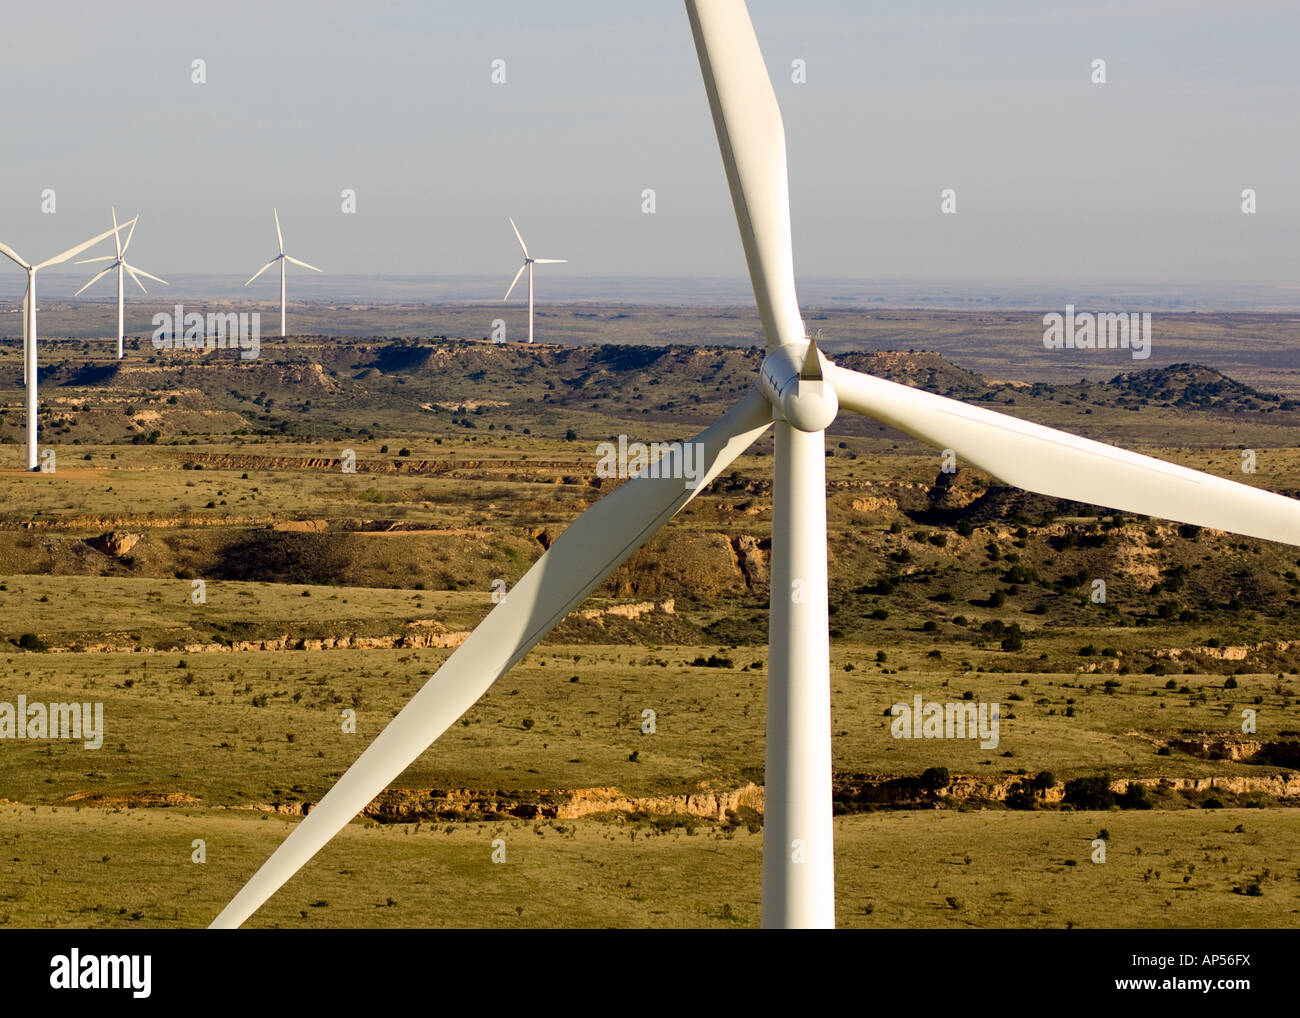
[503,218,566,344]
[0,218,135,470]
[245,209,321,338]
[75,208,168,360]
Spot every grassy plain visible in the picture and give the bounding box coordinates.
[0,310,1298,927]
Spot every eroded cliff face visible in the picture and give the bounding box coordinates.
[194,766,1298,821]
[354,782,767,823]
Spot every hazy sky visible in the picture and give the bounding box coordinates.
[1,0,1297,295]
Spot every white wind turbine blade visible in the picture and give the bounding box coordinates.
[284,255,322,273]
[533,258,567,264]
[74,265,116,296]
[0,240,30,269]
[245,257,280,286]
[687,0,803,351]
[111,208,123,259]
[34,217,137,270]
[124,263,168,287]
[503,262,527,301]
[119,214,137,258]
[274,208,284,254]
[122,264,149,294]
[210,388,774,928]
[74,255,117,265]
[508,217,529,259]
[832,365,1300,546]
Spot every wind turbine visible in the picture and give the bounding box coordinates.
[1,218,136,470]
[74,208,168,360]
[245,209,321,338]
[212,0,1300,930]
[503,218,566,344]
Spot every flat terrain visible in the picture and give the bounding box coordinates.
[1,807,1293,929]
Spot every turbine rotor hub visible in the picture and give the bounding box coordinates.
[758,341,839,432]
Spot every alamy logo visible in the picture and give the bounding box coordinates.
[153,304,260,360]
[596,436,707,489]
[49,950,151,998]
[890,695,999,750]
[0,696,103,749]
[1043,304,1151,360]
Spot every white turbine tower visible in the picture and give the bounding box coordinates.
[1,218,135,470]
[212,0,1300,930]
[503,218,566,344]
[74,208,168,360]
[245,209,321,338]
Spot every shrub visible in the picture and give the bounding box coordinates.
[920,766,950,791]
[1002,565,1038,584]
[1119,782,1152,809]
[1063,775,1115,810]
[1031,771,1056,792]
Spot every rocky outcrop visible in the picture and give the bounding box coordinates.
[850,496,899,514]
[85,531,143,557]
[1154,639,1297,662]
[577,600,674,622]
[1166,737,1300,767]
[62,791,201,808]
[273,519,328,533]
[728,535,768,591]
[353,782,766,823]
[56,630,472,655]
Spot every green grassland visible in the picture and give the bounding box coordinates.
[0,807,1294,929]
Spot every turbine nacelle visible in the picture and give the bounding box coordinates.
[758,339,838,432]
